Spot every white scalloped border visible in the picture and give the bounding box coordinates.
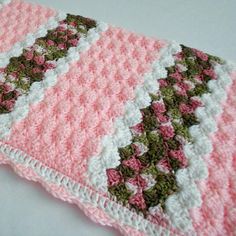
[165,60,236,231]
[0,11,67,67]
[0,141,171,236]
[0,21,109,139]
[88,41,181,192]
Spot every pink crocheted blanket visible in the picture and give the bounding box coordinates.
[0,0,236,235]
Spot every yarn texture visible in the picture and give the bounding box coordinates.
[0,1,235,235]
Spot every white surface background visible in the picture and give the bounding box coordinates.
[0,1,235,236]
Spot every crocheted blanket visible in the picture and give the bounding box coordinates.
[0,1,236,235]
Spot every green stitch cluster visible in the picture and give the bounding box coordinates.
[0,14,97,115]
[5,14,96,90]
[107,45,224,216]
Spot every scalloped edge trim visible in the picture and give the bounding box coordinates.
[0,21,109,139]
[0,155,144,236]
[0,11,67,67]
[165,61,236,231]
[0,141,171,236]
[87,41,181,193]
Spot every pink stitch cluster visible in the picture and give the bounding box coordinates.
[0,0,56,52]
[0,82,19,111]
[191,73,236,235]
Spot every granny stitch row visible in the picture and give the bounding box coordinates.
[0,15,108,138]
[0,12,66,67]
[0,0,62,67]
[88,41,181,193]
[162,55,234,230]
[0,14,98,113]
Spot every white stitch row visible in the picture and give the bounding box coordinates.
[87,41,181,192]
[0,21,108,139]
[0,141,169,236]
[0,11,67,67]
[165,61,236,231]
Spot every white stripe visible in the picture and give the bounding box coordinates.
[165,61,236,231]
[87,41,181,192]
[0,141,170,236]
[0,11,67,67]
[0,21,109,139]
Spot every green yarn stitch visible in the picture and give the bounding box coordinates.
[106,44,224,216]
[0,14,96,114]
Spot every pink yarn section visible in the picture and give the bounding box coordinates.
[191,71,236,236]
[0,0,56,52]
[3,27,166,184]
